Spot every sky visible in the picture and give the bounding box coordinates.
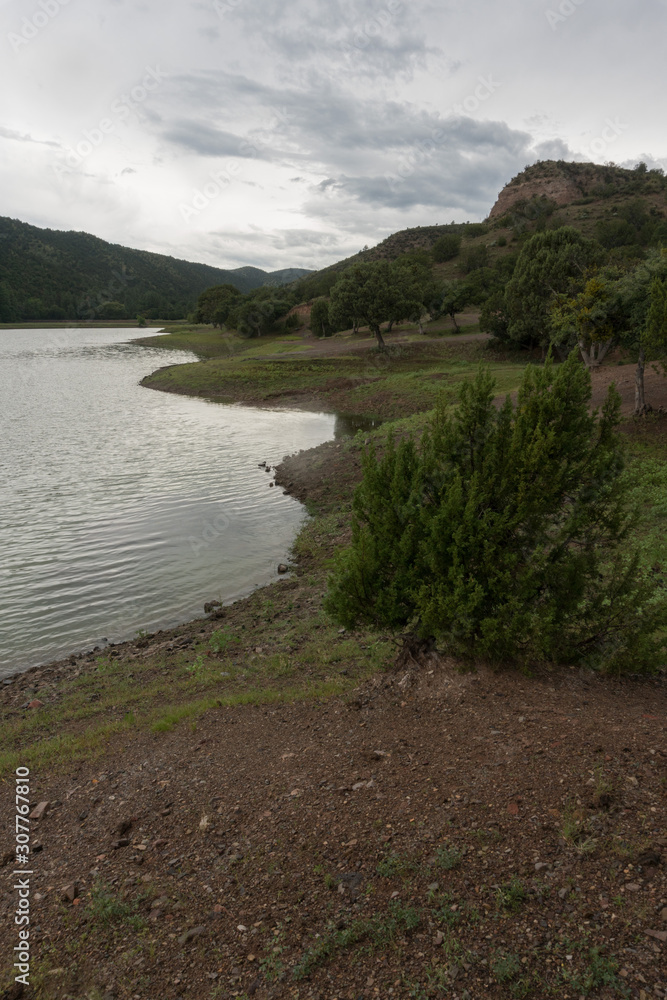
[1,0,666,273]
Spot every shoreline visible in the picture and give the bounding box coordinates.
[0,433,343,686]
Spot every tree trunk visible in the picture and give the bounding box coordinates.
[418,318,425,335]
[371,323,386,350]
[353,318,359,335]
[387,319,394,333]
[450,310,460,332]
[635,344,647,415]
[578,338,613,368]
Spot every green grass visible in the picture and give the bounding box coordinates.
[496,877,528,913]
[141,337,527,420]
[292,899,421,980]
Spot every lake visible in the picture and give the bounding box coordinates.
[0,327,346,677]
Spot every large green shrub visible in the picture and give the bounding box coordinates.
[324,354,666,672]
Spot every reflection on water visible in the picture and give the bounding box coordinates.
[0,327,342,677]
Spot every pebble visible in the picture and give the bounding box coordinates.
[30,802,50,821]
[177,926,206,946]
[61,883,78,903]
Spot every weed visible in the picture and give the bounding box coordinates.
[376,852,417,878]
[496,877,528,913]
[292,900,421,979]
[436,844,463,870]
[209,628,240,655]
[88,883,146,931]
[559,947,630,996]
[492,951,521,983]
[186,655,205,678]
[260,924,286,983]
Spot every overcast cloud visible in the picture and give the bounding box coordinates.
[1,0,665,271]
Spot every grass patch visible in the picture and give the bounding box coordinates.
[292,899,421,980]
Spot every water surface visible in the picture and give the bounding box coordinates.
[0,327,340,676]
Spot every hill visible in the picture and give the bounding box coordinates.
[294,159,667,299]
[0,217,312,322]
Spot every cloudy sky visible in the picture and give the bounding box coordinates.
[1,0,666,272]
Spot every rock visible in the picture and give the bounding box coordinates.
[178,926,207,946]
[661,906,667,923]
[61,883,78,903]
[116,818,133,836]
[269,482,274,487]
[30,801,50,821]
[434,930,444,946]
[32,842,43,854]
[277,564,289,574]
[111,838,130,849]
[558,888,568,899]
[204,601,222,613]
[644,929,667,943]
[535,862,551,872]
[27,699,44,709]
[637,848,662,868]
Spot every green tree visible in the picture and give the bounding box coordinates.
[309,297,331,337]
[325,354,666,672]
[434,280,470,332]
[502,227,603,349]
[432,232,462,262]
[550,273,624,367]
[329,261,422,349]
[196,284,242,326]
[97,300,128,320]
[614,250,667,413]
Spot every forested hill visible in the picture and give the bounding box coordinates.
[0,217,311,322]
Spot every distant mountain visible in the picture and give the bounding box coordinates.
[0,217,312,322]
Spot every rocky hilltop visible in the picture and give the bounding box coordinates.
[487,158,665,220]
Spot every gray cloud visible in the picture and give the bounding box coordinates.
[0,0,665,271]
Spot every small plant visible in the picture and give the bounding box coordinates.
[186,655,205,678]
[559,947,630,997]
[492,951,521,983]
[88,883,145,930]
[209,628,240,655]
[496,877,528,913]
[436,844,463,870]
[376,852,416,878]
[260,924,286,983]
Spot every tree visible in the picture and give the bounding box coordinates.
[550,274,620,367]
[614,250,667,414]
[309,297,331,337]
[329,261,422,349]
[195,284,242,326]
[635,275,667,414]
[325,354,666,673]
[503,227,603,349]
[434,280,470,332]
[432,232,462,262]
